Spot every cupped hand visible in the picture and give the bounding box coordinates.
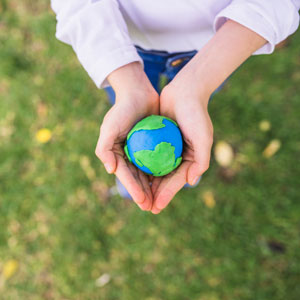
[95,85,159,211]
[150,74,214,214]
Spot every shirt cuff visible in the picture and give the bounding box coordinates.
[214,3,277,55]
[77,45,143,89]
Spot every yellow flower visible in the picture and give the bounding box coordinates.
[2,260,19,280]
[259,120,271,132]
[35,128,52,143]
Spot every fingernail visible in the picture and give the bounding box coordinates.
[136,197,145,205]
[191,176,200,186]
[151,205,161,214]
[138,201,151,211]
[156,202,164,210]
[104,163,113,174]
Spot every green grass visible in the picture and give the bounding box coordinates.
[0,1,300,299]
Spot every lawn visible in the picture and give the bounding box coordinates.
[0,1,300,299]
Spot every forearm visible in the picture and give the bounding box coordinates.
[175,20,267,100]
[107,62,155,98]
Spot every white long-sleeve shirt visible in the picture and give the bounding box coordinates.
[51,0,300,89]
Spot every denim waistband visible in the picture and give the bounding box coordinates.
[135,45,197,68]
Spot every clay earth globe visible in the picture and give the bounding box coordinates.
[124,115,183,176]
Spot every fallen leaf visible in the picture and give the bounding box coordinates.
[2,260,19,280]
[35,128,52,143]
[214,141,234,167]
[263,139,281,158]
[202,190,216,208]
[95,273,110,287]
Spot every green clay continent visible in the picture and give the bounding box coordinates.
[124,144,132,162]
[127,115,178,140]
[133,142,182,177]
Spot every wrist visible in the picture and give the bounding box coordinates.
[190,55,223,98]
[167,63,211,107]
[107,62,159,110]
[107,62,156,99]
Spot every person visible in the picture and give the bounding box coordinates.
[51,0,300,214]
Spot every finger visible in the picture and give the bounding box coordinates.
[186,137,212,186]
[127,162,152,211]
[151,206,161,214]
[150,176,163,198]
[95,120,119,174]
[115,155,149,206]
[136,170,153,211]
[151,161,191,212]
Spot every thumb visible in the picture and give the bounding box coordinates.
[187,162,206,185]
[187,139,212,185]
[96,146,117,174]
[95,123,118,174]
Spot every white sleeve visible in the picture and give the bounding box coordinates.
[214,0,300,55]
[51,0,143,88]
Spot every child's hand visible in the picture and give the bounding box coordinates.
[150,19,269,214]
[150,72,213,214]
[95,62,159,210]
